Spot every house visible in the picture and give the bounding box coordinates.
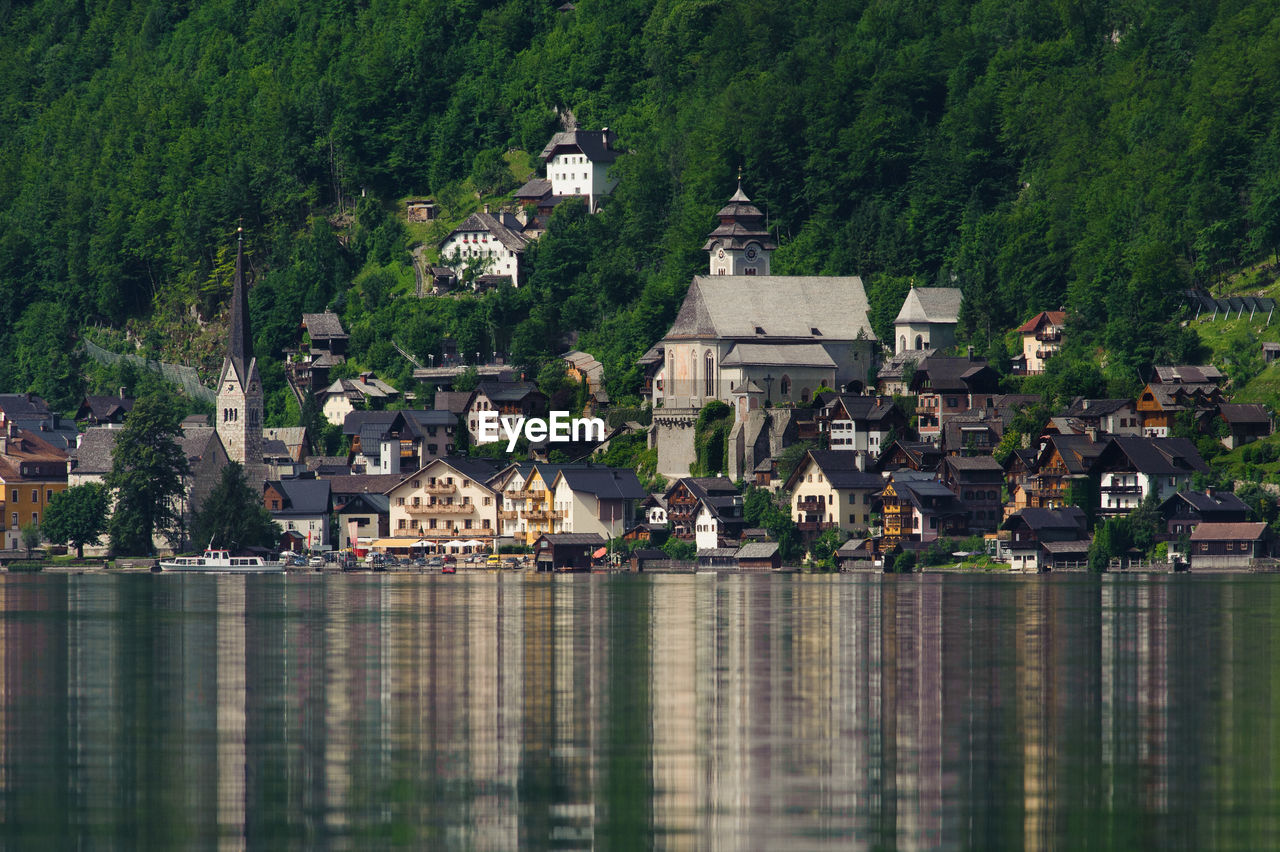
[319,373,399,426]
[1001,507,1089,573]
[664,476,744,550]
[288,312,349,393]
[736,541,781,571]
[941,415,1003,457]
[538,128,620,212]
[697,547,739,569]
[1094,436,1209,517]
[784,450,885,536]
[0,423,68,550]
[1218,403,1272,449]
[875,440,943,474]
[939,456,1004,532]
[643,493,668,528]
[877,470,968,548]
[1189,522,1272,571]
[836,537,877,570]
[819,395,906,458]
[67,427,119,489]
[345,410,458,475]
[385,457,506,547]
[438,209,530,286]
[1059,398,1142,438]
[628,548,669,572]
[893,287,962,354]
[465,381,548,446]
[1135,383,1222,438]
[532,532,606,572]
[909,355,999,444]
[264,479,331,551]
[405,198,437,222]
[1160,489,1249,540]
[1011,311,1067,375]
[74,394,135,426]
[336,492,390,554]
[550,467,647,541]
[0,393,79,452]
[1029,434,1105,511]
[876,349,933,396]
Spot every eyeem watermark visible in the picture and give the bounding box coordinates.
[477,410,606,452]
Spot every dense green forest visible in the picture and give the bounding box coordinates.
[2,0,1279,417]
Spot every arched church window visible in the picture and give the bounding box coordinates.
[780,375,791,398]
[689,350,698,396]
[704,351,715,397]
[915,335,923,349]
[900,336,906,352]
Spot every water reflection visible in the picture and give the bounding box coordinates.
[1,573,1278,849]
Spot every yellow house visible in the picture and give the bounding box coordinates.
[0,425,69,550]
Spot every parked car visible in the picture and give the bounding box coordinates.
[426,556,443,568]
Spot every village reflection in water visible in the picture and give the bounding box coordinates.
[0,572,1277,849]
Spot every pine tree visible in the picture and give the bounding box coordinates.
[191,463,281,552]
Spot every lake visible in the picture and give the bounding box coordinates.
[0,571,1276,850]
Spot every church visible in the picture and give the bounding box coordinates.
[648,185,878,477]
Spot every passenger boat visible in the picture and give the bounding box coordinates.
[159,547,285,574]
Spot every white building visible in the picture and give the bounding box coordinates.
[549,467,646,540]
[437,210,530,286]
[540,129,620,212]
[894,287,962,354]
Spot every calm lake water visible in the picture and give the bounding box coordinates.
[0,571,1277,850]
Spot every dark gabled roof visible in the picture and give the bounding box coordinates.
[336,492,390,515]
[69,427,120,475]
[875,440,943,472]
[1219,403,1271,425]
[1154,365,1224,384]
[1098,436,1209,476]
[263,438,291,459]
[77,395,135,422]
[943,456,1004,474]
[1002,507,1088,533]
[537,532,608,546]
[555,467,647,500]
[308,456,352,474]
[1039,434,1105,475]
[824,395,901,423]
[1063,398,1133,418]
[475,380,543,405]
[736,542,779,560]
[447,212,530,254]
[326,473,406,495]
[343,410,399,436]
[876,349,933,381]
[784,449,884,492]
[1190,522,1267,541]
[514,177,552,200]
[302,312,347,340]
[401,409,458,430]
[665,476,741,503]
[434,391,474,415]
[1160,490,1250,517]
[539,129,619,164]
[268,479,331,516]
[910,356,998,393]
[0,393,52,420]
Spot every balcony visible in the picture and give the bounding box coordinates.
[1035,329,1062,343]
[405,502,474,514]
[508,489,538,499]
[797,521,832,533]
[796,498,825,512]
[498,509,519,520]
[524,508,565,521]
[1101,484,1143,495]
[424,482,456,495]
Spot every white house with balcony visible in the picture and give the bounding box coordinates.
[438,210,530,287]
[1094,436,1209,517]
[384,457,507,545]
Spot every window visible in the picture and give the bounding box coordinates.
[31,490,37,503]
[271,500,280,510]
[46,489,53,502]
[704,351,715,397]
[398,519,406,529]
[10,513,16,528]
[780,375,791,397]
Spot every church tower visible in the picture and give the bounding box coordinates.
[216,228,265,484]
[703,180,776,276]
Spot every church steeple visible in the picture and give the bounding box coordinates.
[703,180,776,276]
[228,227,254,384]
[216,227,264,482]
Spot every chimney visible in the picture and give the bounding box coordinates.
[483,204,490,214]
[967,345,975,361]
[119,386,127,399]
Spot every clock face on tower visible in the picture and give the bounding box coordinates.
[717,249,725,259]
[746,247,758,261]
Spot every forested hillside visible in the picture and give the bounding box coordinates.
[2,0,1278,415]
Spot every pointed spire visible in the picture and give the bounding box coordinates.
[227,226,254,384]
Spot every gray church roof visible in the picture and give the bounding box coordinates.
[665,276,874,342]
[720,343,837,368]
[894,287,963,325]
